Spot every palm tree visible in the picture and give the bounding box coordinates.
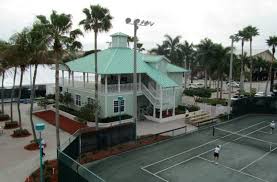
[237,29,249,92]
[265,36,277,94]
[36,11,83,149]
[28,23,50,141]
[178,41,196,85]
[196,38,216,89]
[150,43,169,56]
[0,41,10,114]
[243,26,259,92]
[13,28,32,131]
[163,34,182,66]
[79,4,112,129]
[137,43,145,52]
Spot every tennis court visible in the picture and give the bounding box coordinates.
[85,114,277,182]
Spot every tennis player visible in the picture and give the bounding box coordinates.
[270,121,275,134]
[214,145,221,164]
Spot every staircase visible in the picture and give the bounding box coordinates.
[141,84,170,108]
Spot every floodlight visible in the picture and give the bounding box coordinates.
[134,19,140,24]
[144,21,149,26]
[140,20,145,25]
[150,22,155,26]
[125,18,131,24]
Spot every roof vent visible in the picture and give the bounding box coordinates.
[110,32,129,48]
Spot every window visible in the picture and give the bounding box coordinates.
[75,95,81,106]
[113,99,125,113]
[87,97,94,105]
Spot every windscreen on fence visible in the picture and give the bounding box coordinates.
[231,96,277,116]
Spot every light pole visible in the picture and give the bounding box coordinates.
[125,18,154,138]
[35,123,45,182]
[228,35,239,120]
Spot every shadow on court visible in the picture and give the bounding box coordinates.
[85,114,277,182]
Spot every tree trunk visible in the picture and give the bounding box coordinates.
[17,67,24,130]
[30,64,38,141]
[204,68,208,89]
[190,67,194,83]
[94,31,99,129]
[249,39,253,92]
[209,75,212,88]
[1,71,5,113]
[216,76,220,99]
[10,67,17,122]
[220,75,223,99]
[240,41,244,92]
[266,49,275,94]
[55,54,61,149]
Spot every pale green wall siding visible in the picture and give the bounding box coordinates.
[168,72,183,85]
[106,93,134,117]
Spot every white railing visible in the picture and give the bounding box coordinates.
[141,84,159,106]
[60,78,141,94]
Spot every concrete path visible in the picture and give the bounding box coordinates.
[0,103,70,182]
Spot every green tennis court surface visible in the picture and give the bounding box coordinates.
[86,114,277,182]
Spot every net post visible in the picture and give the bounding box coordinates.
[213,126,215,136]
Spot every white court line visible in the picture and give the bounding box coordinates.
[257,130,271,135]
[142,120,267,169]
[197,156,269,182]
[239,146,277,172]
[154,125,269,175]
[141,167,169,182]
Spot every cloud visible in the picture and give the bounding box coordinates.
[0,0,276,51]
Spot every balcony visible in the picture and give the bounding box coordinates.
[59,77,140,95]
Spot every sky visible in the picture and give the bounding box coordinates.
[1,0,277,52]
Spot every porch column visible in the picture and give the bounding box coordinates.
[105,75,108,94]
[173,87,176,116]
[62,70,64,86]
[68,71,71,85]
[72,71,74,88]
[153,106,156,118]
[160,86,163,119]
[87,73,89,83]
[118,74,121,92]
[83,72,86,88]
[139,73,142,91]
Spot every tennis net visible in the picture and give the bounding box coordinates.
[213,127,277,152]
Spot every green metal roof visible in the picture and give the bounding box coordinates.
[110,32,129,37]
[64,47,187,87]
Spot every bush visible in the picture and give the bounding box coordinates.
[58,105,79,116]
[177,104,200,113]
[183,88,212,98]
[77,104,95,122]
[4,121,19,129]
[0,114,9,121]
[196,98,227,106]
[46,94,55,100]
[100,114,132,123]
[12,129,31,137]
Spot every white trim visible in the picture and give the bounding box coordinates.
[113,98,125,113]
[118,74,121,92]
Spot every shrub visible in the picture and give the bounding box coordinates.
[0,114,9,121]
[100,114,132,123]
[4,121,19,129]
[46,94,55,100]
[58,105,79,116]
[177,104,200,113]
[77,104,96,122]
[12,129,31,137]
[196,98,227,106]
[37,98,49,110]
[183,88,212,98]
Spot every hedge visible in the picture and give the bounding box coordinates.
[183,88,212,98]
[196,98,228,106]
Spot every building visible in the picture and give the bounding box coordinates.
[59,32,189,122]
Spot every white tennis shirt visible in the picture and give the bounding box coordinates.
[214,146,221,153]
[270,122,275,128]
